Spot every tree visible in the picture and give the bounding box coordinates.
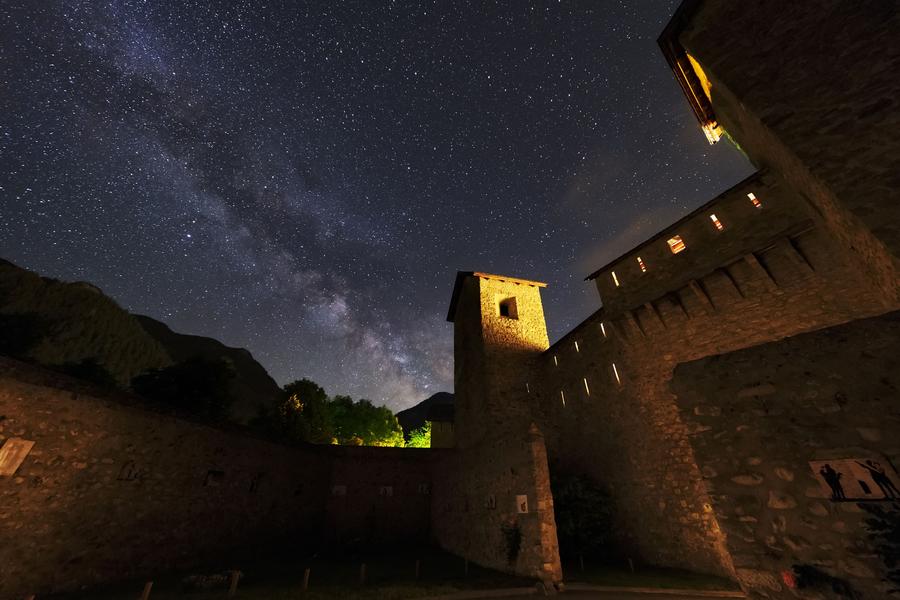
[282,378,334,444]
[251,378,406,447]
[0,312,48,358]
[131,357,236,420]
[405,422,431,448]
[329,397,404,447]
[551,471,614,560]
[54,357,118,389]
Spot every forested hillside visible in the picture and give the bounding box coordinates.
[0,259,171,385]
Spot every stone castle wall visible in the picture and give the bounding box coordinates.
[0,360,440,598]
[530,170,897,577]
[672,311,900,599]
[680,0,900,307]
[445,273,562,583]
[431,424,561,583]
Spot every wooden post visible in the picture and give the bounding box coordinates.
[140,581,153,600]
[302,567,310,591]
[227,570,241,597]
[415,559,421,580]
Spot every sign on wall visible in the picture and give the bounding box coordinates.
[809,458,900,501]
[0,438,35,477]
[516,494,529,514]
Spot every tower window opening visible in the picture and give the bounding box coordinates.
[748,192,762,209]
[574,341,580,352]
[709,214,724,231]
[667,235,686,254]
[498,297,518,319]
[600,322,607,337]
[560,390,566,407]
[612,362,622,385]
[637,256,647,272]
[611,270,620,287]
[583,377,591,396]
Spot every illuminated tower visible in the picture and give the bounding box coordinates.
[446,271,550,447]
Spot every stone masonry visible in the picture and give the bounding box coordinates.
[447,2,900,596]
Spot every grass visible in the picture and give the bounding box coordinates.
[561,558,741,591]
[45,547,740,599]
[47,546,532,600]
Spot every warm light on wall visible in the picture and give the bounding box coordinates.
[553,355,558,366]
[600,322,607,337]
[667,235,686,254]
[612,363,621,385]
[637,256,647,272]
[560,390,566,407]
[686,53,723,145]
[701,121,723,145]
[611,270,620,287]
[574,341,580,352]
[583,377,590,396]
[748,192,762,208]
[687,54,712,100]
[709,214,724,231]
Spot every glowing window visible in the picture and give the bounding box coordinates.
[560,390,566,407]
[748,192,762,209]
[583,377,591,396]
[498,297,518,319]
[667,236,686,254]
[525,382,530,394]
[612,362,621,385]
[709,214,724,231]
[600,322,607,338]
[636,256,647,272]
[553,355,558,366]
[611,270,620,287]
[574,341,580,352]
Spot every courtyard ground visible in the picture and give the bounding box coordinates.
[43,547,740,599]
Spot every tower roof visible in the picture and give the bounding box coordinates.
[446,271,547,322]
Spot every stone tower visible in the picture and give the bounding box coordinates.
[446,272,549,447]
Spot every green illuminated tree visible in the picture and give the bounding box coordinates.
[405,422,431,448]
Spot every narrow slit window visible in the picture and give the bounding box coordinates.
[600,322,607,337]
[525,382,530,394]
[498,297,518,319]
[574,341,580,352]
[667,236,686,254]
[636,256,647,272]
[612,362,621,385]
[748,192,762,209]
[611,270,620,287]
[583,377,591,396]
[553,355,558,366]
[709,214,724,231]
[560,390,566,407]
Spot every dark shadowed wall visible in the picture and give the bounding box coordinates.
[671,310,900,599]
[0,359,439,598]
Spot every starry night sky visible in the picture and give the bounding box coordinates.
[2,1,753,410]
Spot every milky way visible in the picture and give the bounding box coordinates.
[1,1,753,410]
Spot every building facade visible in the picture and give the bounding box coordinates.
[449,1,900,598]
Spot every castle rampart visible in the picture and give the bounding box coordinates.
[0,359,439,598]
[528,166,897,578]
